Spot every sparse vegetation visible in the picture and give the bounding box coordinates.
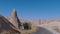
[54,27,60,33]
[21,27,38,34]
[20,21,38,34]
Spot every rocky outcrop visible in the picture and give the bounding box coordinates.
[9,9,21,29]
[0,15,20,34]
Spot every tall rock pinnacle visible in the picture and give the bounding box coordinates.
[10,9,21,29]
[12,8,17,18]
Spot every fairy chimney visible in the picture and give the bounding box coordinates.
[10,9,21,29]
[12,9,17,18]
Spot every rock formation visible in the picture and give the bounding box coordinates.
[9,9,21,29]
[0,15,20,34]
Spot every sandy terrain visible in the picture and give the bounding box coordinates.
[32,21,60,34]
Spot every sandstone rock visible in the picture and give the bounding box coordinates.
[10,9,21,29]
[12,8,17,18]
[0,15,20,34]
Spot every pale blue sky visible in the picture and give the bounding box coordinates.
[0,0,60,20]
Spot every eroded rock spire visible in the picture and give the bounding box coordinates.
[10,8,21,29]
[12,8,17,18]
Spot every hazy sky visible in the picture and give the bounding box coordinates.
[0,0,60,20]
